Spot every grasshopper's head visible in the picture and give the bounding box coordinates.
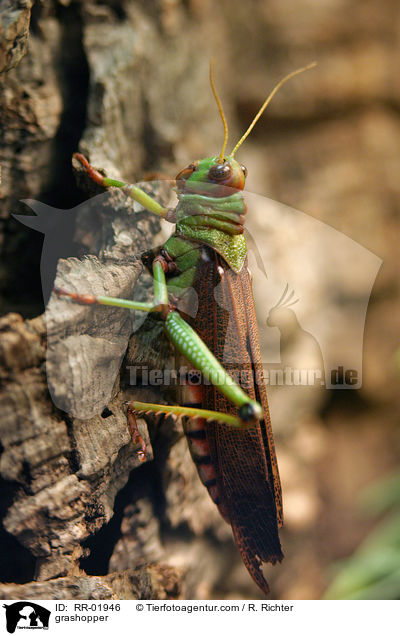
[175,155,247,196]
[176,61,316,199]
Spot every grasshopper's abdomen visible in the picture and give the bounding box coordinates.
[179,376,230,523]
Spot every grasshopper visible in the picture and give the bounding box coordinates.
[55,62,316,594]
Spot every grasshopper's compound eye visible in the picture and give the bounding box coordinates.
[240,164,248,178]
[208,161,232,182]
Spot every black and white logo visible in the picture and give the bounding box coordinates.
[3,602,50,633]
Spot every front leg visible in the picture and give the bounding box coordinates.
[73,153,176,222]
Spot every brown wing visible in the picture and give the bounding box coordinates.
[191,247,283,595]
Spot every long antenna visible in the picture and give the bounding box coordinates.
[230,61,317,158]
[210,61,229,163]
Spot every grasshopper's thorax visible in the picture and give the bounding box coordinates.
[174,156,248,273]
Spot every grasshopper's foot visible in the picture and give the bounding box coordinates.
[73,152,106,186]
[54,286,98,305]
[126,403,147,462]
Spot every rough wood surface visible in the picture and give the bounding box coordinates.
[0,565,181,600]
[0,0,32,73]
[0,310,144,577]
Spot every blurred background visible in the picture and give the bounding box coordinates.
[0,0,399,599]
